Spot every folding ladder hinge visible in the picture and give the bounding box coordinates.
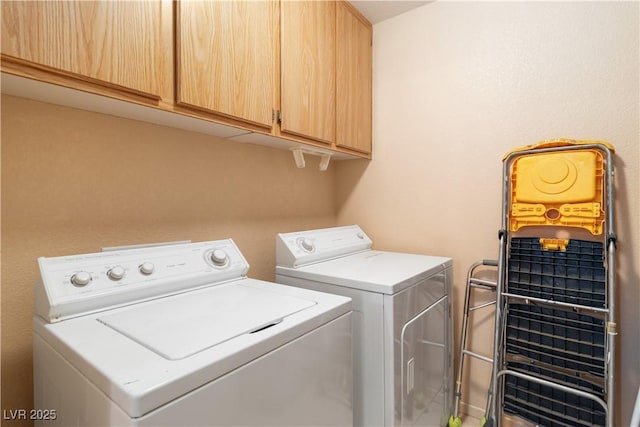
[607,233,618,248]
[498,229,507,240]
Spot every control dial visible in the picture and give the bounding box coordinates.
[139,262,155,275]
[71,271,92,287]
[210,249,229,267]
[299,238,315,252]
[107,266,125,281]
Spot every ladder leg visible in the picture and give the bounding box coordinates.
[489,232,507,427]
[453,263,476,418]
[452,260,498,426]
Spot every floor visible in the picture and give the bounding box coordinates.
[458,413,536,427]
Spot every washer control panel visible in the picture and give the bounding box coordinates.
[276,225,373,268]
[35,239,249,322]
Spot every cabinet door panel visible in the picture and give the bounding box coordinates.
[280,1,335,144]
[1,0,164,99]
[336,3,372,154]
[177,0,276,129]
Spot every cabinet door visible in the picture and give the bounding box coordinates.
[336,2,372,154]
[176,0,277,129]
[1,0,165,100]
[280,1,335,144]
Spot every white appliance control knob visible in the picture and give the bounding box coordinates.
[300,238,315,252]
[71,271,92,287]
[357,232,365,239]
[107,266,125,281]
[139,262,155,275]
[210,249,228,266]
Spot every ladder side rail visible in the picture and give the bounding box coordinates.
[602,144,616,427]
[490,235,508,426]
[606,238,616,427]
[490,146,515,427]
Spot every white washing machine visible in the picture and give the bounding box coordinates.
[33,239,353,426]
[276,225,453,427]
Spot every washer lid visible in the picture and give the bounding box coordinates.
[277,250,452,295]
[97,284,316,360]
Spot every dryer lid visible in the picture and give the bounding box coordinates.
[97,283,316,360]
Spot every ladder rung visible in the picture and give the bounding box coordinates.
[502,292,610,314]
[462,349,493,364]
[469,300,496,312]
[470,278,497,290]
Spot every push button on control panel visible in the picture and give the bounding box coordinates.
[139,262,155,275]
[298,237,315,253]
[107,266,125,281]
[70,271,92,287]
[210,249,228,266]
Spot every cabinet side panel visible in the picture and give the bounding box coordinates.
[336,2,372,154]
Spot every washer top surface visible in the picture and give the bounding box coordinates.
[276,250,452,294]
[35,278,350,418]
[98,282,316,360]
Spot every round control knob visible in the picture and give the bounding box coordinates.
[357,232,365,240]
[210,249,228,266]
[71,271,92,287]
[139,262,155,275]
[300,238,315,252]
[107,266,125,281]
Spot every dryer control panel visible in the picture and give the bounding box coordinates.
[276,225,373,268]
[35,239,249,322]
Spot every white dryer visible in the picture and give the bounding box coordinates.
[276,225,453,427]
[33,239,353,426]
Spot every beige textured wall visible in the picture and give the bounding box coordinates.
[1,95,338,424]
[336,1,639,424]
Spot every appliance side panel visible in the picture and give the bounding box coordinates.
[138,312,354,426]
[444,267,454,422]
[384,271,449,426]
[33,333,132,427]
[275,234,296,268]
[275,274,385,427]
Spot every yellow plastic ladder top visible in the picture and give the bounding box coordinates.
[506,138,614,235]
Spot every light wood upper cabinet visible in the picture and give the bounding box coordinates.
[280,1,336,145]
[176,0,278,129]
[1,0,167,101]
[1,0,372,159]
[336,2,372,154]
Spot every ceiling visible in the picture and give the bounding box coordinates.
[349,1,430,24]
